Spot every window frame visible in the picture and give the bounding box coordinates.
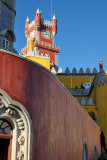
[2,38,9,50]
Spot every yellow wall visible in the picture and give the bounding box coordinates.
[57,74,107,147]
[72,76,95,89]
[26,56,50,70]
[82,105,97,118]
[57,76,71,88]
[57,75,95,89]
[94,82,107,146]
[75,96,89,104]
[28,39,34,51]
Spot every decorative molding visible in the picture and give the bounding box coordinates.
[68,89,90,96]
[87,98,94,105]
[80,98,87,105]
[17,151,24,160]
[0,89,33,160]
[41,19,52,28]
[28,20,35,30]
[80,97,95,106]
[93,70,107,87]
[16,118,25,130]
[51,67,56,74]
[0,98,5,108]
[58,67,63,73]
[18,136,25,145]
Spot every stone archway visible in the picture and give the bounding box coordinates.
[0,89,33,160]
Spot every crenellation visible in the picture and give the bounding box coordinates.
[85,67,91,73]
[65,67,70,74]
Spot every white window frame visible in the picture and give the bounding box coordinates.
[2,38,9,50]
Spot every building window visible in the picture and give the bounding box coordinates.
[83,142,88,160]
[0,119,12,134]
[0,119,12,160]
[94,145,98,160]
[2,38,9,50]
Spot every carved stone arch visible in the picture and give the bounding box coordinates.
[0,89,33,160]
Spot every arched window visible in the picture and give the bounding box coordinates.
[0,119,12,160]
[83,142,88,160]
[94,145,98,160]
[0,89,33,160]
[0,119,12,134]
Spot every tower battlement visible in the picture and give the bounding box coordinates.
[21,8,60,70]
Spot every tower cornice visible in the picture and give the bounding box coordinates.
[0,0,16,13]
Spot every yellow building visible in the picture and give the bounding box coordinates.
[57,66,107,148]
[27,56,50,70]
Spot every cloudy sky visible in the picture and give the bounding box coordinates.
[14,0,107,72]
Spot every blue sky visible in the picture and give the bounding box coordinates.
[14,0,107,72]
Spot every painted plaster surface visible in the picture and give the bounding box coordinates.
[0,50,101,160]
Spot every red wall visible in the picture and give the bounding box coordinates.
[0,50,101,160]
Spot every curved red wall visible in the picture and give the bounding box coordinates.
[0,50,101,160]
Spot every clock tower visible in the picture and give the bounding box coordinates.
[21,8,60,71]
[0,0,16,52]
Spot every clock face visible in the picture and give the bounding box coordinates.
[41,29,51,39]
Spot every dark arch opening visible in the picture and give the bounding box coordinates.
[83,142,88,160]
[0,119,12,160]
[94,145,98,160]
[89,111,96,121]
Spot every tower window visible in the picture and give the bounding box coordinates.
[2,38,9,50]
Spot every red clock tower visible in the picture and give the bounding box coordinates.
[21,8,60,71]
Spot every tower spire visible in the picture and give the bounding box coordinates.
[37,8,40,13]
[26,17,29,22]
[53,14,56,19]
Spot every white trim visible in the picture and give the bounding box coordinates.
[2,38,9,50]
[0,89,33,160]
[71,76,72,89]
